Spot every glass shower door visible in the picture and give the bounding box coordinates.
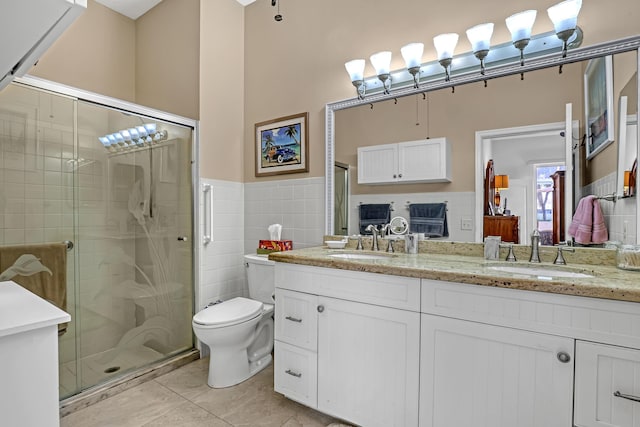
[73,101,194,391]
[0,84,79,398]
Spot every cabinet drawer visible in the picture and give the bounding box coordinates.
[275,288,318,351]
[575,341,640,427]
[274,341,317,409]
[275,263,420,311]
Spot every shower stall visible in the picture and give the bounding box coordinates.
[0,78,197,399]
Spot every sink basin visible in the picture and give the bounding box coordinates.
[487,265,594,279]
[329,253,392,261]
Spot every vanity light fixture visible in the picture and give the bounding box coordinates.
[98,124,167,153]
[343,3,584,100]
[401,42,424,89]
[344,59,366,100]
[370,51,393,94]
[433,33,459,82]
[547,0,582,58]
[119,129,133,149]
[506,10,537,67]
[466,23,494,76]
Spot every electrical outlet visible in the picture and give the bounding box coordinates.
[460,217,473,231]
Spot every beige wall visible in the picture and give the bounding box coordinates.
[198,0,245,181]
[31,0,136,102]
[243,0,640,184]
[136,0,200,119]
[28,0,200,120]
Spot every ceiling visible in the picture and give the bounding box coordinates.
[95,0,256,20]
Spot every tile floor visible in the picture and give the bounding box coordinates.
[61,357,348,427]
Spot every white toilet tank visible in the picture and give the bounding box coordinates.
[244,254,275,304]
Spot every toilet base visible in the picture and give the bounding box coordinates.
[207,350,272,388]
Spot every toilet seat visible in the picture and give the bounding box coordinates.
[193,297,263,328]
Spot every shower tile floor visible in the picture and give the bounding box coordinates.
[60,357,350,427]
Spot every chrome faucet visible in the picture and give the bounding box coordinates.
[365,224,380,251]
[529,228,541,263]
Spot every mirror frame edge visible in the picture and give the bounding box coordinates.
[325,36,640,241]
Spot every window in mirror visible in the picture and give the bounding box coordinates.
[536,164,565,245]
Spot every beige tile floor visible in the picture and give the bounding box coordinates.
[61,357,348,427]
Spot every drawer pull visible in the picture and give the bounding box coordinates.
[556,351,571,363]
[285,316,302,323]
[614,391,640,403]
[317,305,325,313]
[285,369,302,378]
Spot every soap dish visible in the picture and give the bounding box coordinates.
[325,240,347,249]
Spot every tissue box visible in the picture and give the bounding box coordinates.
[257,240,293,254]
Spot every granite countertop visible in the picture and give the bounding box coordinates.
[268,241,640,303]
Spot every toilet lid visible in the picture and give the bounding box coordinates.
[193,297,263,327]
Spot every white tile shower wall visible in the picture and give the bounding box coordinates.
[350,192,476,242]
[584,172,637,243]
[244,177,325,252]
[198,178,246,313]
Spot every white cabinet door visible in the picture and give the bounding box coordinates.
[420,314,574,427]
[575,341,640,427]
[398,138,451,183]
[357,143,398,184]
[317,296,420,427]
[275,288,318,351]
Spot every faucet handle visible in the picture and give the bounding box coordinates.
[499,243,517,262]
[554,244,575,265]
[356,235,364,250]
[385,237,395,253]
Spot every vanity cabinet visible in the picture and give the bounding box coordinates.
[357,138,451,184]
[575,341,640,427]
[274,263,421,427]
[273,259,640,427]
[420,314,574,427]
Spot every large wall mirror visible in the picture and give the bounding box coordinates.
[325,39,640,248]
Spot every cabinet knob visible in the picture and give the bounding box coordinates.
[398,173,402,178]
[317,305,325,313]
[393,174,397,179]
[556,351,571,363]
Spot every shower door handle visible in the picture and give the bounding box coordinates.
[203,183,213,245]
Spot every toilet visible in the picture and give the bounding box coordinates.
[192,254,275,388]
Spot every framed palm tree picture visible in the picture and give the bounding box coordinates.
[255,112,309,176]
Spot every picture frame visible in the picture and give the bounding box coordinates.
[584,55,614,159]
[255,112,308,177]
